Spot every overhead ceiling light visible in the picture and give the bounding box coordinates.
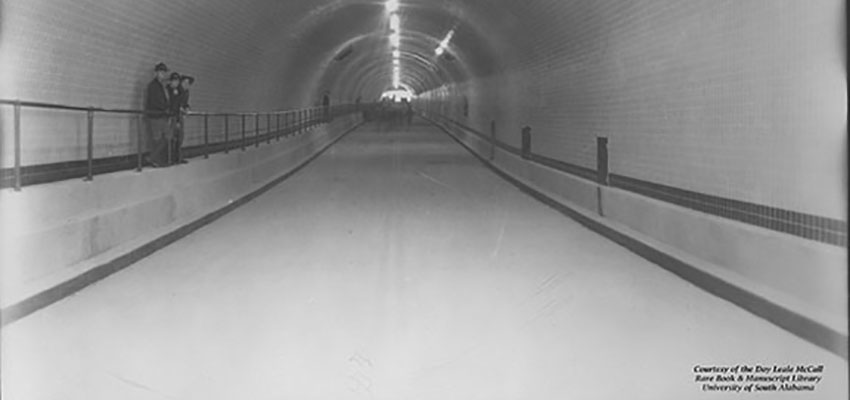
[386,0,399,13]
[435,28,455,56]
[389,32,400,47]
[392,49,401,58]
[393,58,400,65]
[390,14,400,32]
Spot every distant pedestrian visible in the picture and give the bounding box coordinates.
[144,63,173,167]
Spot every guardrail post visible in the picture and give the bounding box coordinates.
[13,101,22,191]
[136,114,143,172]
[597,136,609,185]
[241,114,246,151]
[521,126,531,160]
[85,108,95,181]
[255,114,260,148]
[224,114,230,154]
[203,114,210,159]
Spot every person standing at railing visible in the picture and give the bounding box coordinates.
[144,63,174,167]
[172,75,194,164]
[166,72,184,165]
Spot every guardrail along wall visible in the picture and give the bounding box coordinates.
[415,0,847,357]
[0,101,363,189]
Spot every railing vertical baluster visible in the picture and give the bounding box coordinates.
[241,114,246,151]
[85,108,94,181]
[203,114,210,159]
[267,113,272,144]
[13,101,22,191]
[255,114,260,147]
[276,113,280,141]
[224,114,230,154]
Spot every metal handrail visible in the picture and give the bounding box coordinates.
[1,98,363,191]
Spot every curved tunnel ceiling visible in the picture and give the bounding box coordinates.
[246,0,534,104]
[2,0,589,109]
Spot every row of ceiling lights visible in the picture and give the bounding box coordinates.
[384,0,455,90]
[386,0,401,88]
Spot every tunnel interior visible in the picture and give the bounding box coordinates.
[1,0,845,220]
[0,0,847,399]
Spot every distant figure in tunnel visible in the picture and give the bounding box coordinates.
[144,63,173,167]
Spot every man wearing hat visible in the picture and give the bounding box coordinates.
[144,63,173,167]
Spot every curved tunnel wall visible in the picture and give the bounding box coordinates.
[416,0,847,351]
[419,0,846,219]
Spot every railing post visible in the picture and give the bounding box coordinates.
[241,114,246,151]
[255,114,260,147]
[85,108,95,181]
[136,114,143,172]
[521,126,531,160]
[597,136,609,185]
[13,101,21,191]
[224,114,230,154]
[276,113,280,141]
[267,113,272,144]
[203,114,210,159]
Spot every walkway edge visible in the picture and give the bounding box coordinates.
[0,121,365,327]
[425,115,848,360]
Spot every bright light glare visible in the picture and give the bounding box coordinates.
[381,88,414,102]
[393,58,400,65]
[392,49,401,58]
[390,32,400,47]
[390,14,400,32]
[386,0,399,13]
[392,65,401,87]
[435,29,455,56]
